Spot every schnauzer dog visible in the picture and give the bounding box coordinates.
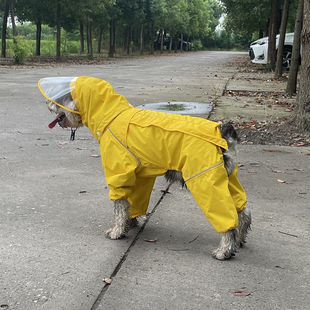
[39,76,251,260]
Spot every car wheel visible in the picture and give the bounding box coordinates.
[282,46,292,70]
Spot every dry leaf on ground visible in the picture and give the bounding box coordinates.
[228,289,251,296]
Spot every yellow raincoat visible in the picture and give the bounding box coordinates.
[38,76,247,232]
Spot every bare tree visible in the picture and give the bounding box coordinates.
[275,0,291,78]
[291,0,310,131]
[286,0,304,94]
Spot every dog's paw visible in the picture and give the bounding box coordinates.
[236,237,247,248]
[105,228,125,240]
[212,248,235,260]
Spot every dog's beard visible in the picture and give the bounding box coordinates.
[47,100,83,129]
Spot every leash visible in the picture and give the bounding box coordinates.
[70,127,78,141]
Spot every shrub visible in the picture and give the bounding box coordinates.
[191,39,203,51]
[12,36,33,64]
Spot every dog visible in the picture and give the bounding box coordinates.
[39,76,251,260]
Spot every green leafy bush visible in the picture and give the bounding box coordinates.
[12,36,33,64]
[191,39,203,51]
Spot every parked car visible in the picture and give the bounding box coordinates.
[249,32,298,70]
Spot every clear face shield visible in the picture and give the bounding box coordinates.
[38,77,80,140]
[38,77,79,112]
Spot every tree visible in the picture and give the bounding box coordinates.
[275,0,291,78]
[1,0,10,57]
[286,0,303,94]
[291,0,310,130]
[267,0,280,71]
[14,0,53,56]
[221,0,271,36]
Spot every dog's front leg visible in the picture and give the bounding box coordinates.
[105,199,131,239]
[212,229,237,260]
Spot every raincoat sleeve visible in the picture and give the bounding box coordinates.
[227,167,247,213]
[100,128,155,218]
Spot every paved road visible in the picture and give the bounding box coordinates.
[1,51,309,310]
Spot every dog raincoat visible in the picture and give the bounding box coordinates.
[38,76,247,233]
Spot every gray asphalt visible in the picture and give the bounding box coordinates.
[1,51,309,310]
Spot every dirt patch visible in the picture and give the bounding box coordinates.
[223,54,309,147]
[235,120,309,146]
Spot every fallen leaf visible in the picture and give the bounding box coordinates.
[277,179,286,183]
[291,142,308,146]
[103,278,112,284]
[144,238,157,243]
[272,170,284,173]
[91,154,100,158]
[59,142,68,145]
[228,289,250,297]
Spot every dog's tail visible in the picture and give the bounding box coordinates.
[218,123,238,176]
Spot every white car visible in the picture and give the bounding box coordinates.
[249,32,295,70]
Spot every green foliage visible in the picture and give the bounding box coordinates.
[191,39,202,50]
[3,0,280,58]
[12,36,33,64]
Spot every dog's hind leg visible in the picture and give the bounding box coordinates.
[105,199,131,239]
[212,229,237,260]
[236,208,252,247]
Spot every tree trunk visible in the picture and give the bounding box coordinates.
[56,1,61,61]
[174,35,178,53]
[35,21,41,56]
[286,0,303,94]
[291,0,310,131]
[80,21,84,54]
[160,28,164,54]
[1,0,10,57]
[275,0,291,78]
[86,20,93,59]
[10,0,17,39]
[109,19,115,57]
[267,0,280,71]
[150,21,155,54]
[126,26,130,55]
[169,35,172,52]
[180,33,183,52]
[98,27,103,54]
[140,24,144,55]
